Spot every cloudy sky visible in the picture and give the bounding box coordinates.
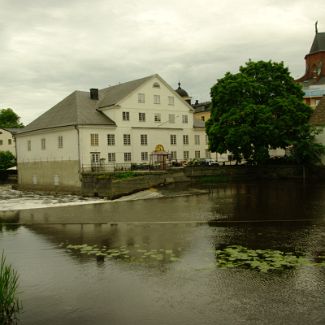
[1,0,324,124]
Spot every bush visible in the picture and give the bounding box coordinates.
[0,252,22,324]
[0,151,16,171]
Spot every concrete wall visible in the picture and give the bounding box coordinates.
[81,170,190,198]
[17,160,81,193]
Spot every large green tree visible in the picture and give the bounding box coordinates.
[206,60,324,164]
[0,108,24,128]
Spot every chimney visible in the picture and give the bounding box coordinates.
[90,88,99,100]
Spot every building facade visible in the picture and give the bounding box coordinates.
[16,74,215,191]
[0,128,17,156]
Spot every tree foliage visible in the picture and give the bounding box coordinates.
[0,108,24,128]
[206,60,324,165]
[0,151,16,170]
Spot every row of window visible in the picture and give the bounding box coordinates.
[137,93,174,106]
[92,133,207,146]
[0,139,12,145]
[91,150,209,163]
[27,136,63,151]
[122,111,188,124]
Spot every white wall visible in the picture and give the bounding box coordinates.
[0,128,16,155]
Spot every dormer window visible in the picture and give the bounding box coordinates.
[153,82,160,88]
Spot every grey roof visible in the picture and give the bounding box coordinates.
[21,91,116,133]
[309,32,325,54]
[98,75,154,108]
[1,127,23,134]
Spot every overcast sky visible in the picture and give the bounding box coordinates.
[1,0,324,124]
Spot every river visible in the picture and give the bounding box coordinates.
[1,181,324,324]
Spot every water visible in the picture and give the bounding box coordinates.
[1,181,325,324]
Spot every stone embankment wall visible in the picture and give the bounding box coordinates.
[81,170,190,198]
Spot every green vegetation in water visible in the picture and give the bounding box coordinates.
[62,243,180,264]
[216,245,325,273]
[0,252,22,324]
[198,174,230,184]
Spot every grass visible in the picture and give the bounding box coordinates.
[0,252,22,324]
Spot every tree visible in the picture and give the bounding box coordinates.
[0,151,16,170]
[0,108,24,128]
[206,60,323,165]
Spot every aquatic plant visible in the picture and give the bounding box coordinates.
[0,252,22,324]
[215,245,325,273]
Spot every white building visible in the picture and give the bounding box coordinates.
[16,74,215,191]
[0,128,17,156]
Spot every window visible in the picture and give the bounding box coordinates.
[122,111,130,121]
[108,152,116,162]
[123,134,131,145]
[182,115,188,124]
[205,150,211,158]
[183,135,189,145]
[107,134,115,146]
[154,95,160,104]
[171,151,177,160]
[169,114,175,123]
[27,140,31,151]
[138,93,145,103]
[41,138,46,150]
[154,113,161,122]
[0,140,2,145]
[141,152,148,161]
[124,152,131,161]
[53,175,60,186]
[140,134,148,145]
[170,134,177,145]
[183,151,189,160]
[8,139,12,145]
[91,133,99,146]
[153,82,160,88]
[58,136,63,148]
[205,135,209,145]
[139,113,146,122]
[168,96,174,105]
[195,150,200,159]
[201,116,205,122]
[91,152,100,165]
[195,135,200,145]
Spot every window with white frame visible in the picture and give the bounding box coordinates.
[154,113,161,122]
[27,140,31,151]
[122,111,130,121]
[183,135,189,145]
[138,93,145,103]
[140,134,148,145]
[205,135,209,145]
[195,150,200,159]
[139,112,146,122]
[168,96,174,105]
[91,152,100,164]
[91,133,99,146]
[171,151,177,160]
[170,134,176,145]
[169,114,175,123]
[141,152,148,161]
[58,136,63,148]
[41,138,46,150]
[183,151,189,160]
[182,115,188,124]
[153,82,160,88]
[124,152,131,161]
[123,134,131,145]
[107,134,115,146]
[194,134,200,145]
[154,95,160,104]
[108,152,116,162]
